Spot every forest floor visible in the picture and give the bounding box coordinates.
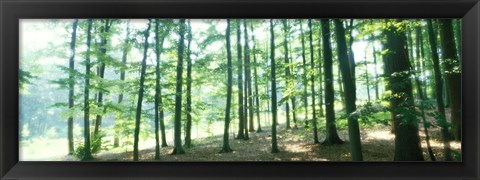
[91,121,461,161]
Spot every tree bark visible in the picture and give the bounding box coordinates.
[321,19,344,145]
[282,19,292,129]
[299,20,309,127]
[67,19,78,155]
[244,20,255,133]
[317,26,324,118]
[439,19,462,142]
[384,20,423,161]
[334,19,363,161]
[251,23,263,132]
[235,20,246,140]
[114,21,131,148]
[308,19,320,144]
[364,50,370,101]
[428,19,453,161]
[133,20,151,161]
[184,19,193,148]
[154,19,167,159]
[172,19,186,155]
[82,19,94,161]
[270,19,280,153]
[220,19,234,153]
[93,20,112,143]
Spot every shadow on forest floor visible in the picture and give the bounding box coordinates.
[89,121,461,161]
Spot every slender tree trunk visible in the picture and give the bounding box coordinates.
[184,20,193,148]
[418,25,428,98]
[172,19,186,155]
[334,19,363,161]
[154,20,167,159]
[220,19,234,153]
[67,19,78,155]
[410,56,437,161]
[270,19,280,153]
[454,19,461,61]
[133,20,151,161]
[414,25,425,99]
[244,20,255,133]
[299,20,309,127]
[251,23,263,132]
[407,28,415,67]
[236,20,246,140]
[384,20,423,161]
[266,76,271,127]
[282,20,291,129]
[93,20,112,142]
[337,67,345,105]
[308,19,320,144]
[317,28,324,117]
[364,50,371,102]
[289,42,298,128]
[321,19,344,145]
[427,19,453,160]
[439,19,462,142]
[372,43,379,100]
[114,21,131,148]
[82,19,94,161]
[347,19,356,81]
[243,79,250,139]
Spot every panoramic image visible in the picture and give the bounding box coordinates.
[19,19,461,161]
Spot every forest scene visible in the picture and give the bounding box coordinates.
[19,19,462,161]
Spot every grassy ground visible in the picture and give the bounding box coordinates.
[20,110,461,161]
[90,123,461,161]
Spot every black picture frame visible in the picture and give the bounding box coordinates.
[1,0,479,179]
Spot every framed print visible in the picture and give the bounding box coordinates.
[1,0,479,179]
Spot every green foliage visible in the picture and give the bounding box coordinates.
[443,58,461,74]
[354,101,390,126]
[19,69,36,91]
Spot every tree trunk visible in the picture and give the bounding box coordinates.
[114,21,131,148]
[184,20,193,148]
[235,20,246,140]
[299,20,309,127]
[308,19,320,144]
[133,20,151,161]
[414,25,426,99]
[364,50,371,101]
[372,40,379,100]
[427,19,453,161]
[334,19,363,161]
[384,20,423,161]
[439,19,462,142]
[282,20,292,129]
[270,19,280,153]
[220,19,234,153]
[244,20,255,133]
[410,48,437,161]
[321,19,344,145]
[347,19,356,82]
[243,78,249,139]
[251,23,263,132]
[418,25,428,98]
[93,20,112,142]
[337,66,345,105]
[67,19,78,155]
[82,19,94,161]
[317,27,324,117]
[154,19,167,159]
[454,19,461,61]
[289,42,298,128]
[171,19,186,155]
